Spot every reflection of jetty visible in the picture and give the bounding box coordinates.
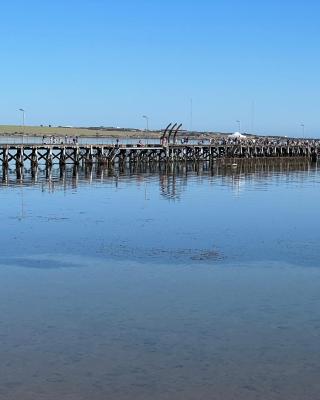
[1,159,316,200]
[0,142,319,168]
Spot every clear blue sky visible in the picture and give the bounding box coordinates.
[0,0,320,136]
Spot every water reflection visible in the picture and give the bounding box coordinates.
[1,159,317,201]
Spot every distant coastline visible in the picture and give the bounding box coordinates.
[0,124,314,140]
[0,124,233,140]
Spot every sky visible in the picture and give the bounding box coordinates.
[0,0,320,137]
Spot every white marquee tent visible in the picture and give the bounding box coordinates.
[229,132,246,139]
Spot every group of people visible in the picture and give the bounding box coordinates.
[208,137,320,147]
[40,134,320,148]
[161,137,190,145]
[42,135,79,145]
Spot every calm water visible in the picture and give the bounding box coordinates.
[1,160,320,400]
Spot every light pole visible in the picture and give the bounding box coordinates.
[300,123,305,138]
[19,108,25,144]
[236,120,241,133]
[142,115,149,132]
[190,98,193,132]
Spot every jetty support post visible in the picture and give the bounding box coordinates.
[2,146,9,168]
[46,147,53,167]
[59,147,66,166]
[16,147,23,168]
[31,148,38,168]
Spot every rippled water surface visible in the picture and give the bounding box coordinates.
[1,160,320,400]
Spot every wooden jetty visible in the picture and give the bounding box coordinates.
[0,142,319,168]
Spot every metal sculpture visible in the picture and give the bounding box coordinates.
[173,123,183,143]
[160,123,172,141]
[167,123,178,144]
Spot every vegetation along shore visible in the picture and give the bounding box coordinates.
[0,124,232,140]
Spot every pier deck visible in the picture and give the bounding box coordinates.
[0,142,319,167]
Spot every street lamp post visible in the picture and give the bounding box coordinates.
[19,108,25,144]
[236,120,241,133]
[300,123,305,138]
[142,115,149,132]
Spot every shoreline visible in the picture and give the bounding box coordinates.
[0,125,315,141]
[0,128,161,139]
[0,124,228,140]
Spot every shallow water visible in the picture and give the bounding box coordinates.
[1,160,320,399]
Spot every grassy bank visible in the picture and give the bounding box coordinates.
[0,124,230,139]
[0,125,162,138]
